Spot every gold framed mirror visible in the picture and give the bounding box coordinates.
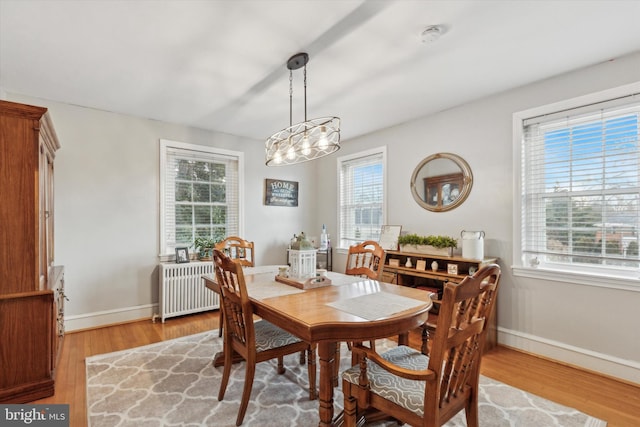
[410,152,473,212]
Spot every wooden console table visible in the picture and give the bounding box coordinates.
[382,250,498,351]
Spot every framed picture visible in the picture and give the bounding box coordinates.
[175,247,190,264]
[447,263,458,275]
[379,225,402,250]
[416,259,427,271]
[389,259,400,267]
[264,179,299,207]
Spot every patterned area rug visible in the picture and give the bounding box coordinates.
[86,332,607,427]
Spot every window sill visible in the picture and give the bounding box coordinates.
[512,265,640,292]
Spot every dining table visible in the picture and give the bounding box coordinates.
[203,265,433,427]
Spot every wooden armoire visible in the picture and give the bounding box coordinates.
[0,100,65,403]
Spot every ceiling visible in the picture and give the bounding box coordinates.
[2,0,640,142]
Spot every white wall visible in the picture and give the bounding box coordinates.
[7,94,318,330]
[319,52,640,384]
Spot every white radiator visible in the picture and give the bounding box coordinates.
[159,261,218,323]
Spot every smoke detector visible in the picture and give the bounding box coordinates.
[421,25,444,44]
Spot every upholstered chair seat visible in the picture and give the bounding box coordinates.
[253,320,304,352]
[342,345,430,417]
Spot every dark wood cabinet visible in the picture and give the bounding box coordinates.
[383,250,498,351]
[424,172,463,209]
[0,100,64,403]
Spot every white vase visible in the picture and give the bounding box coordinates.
[431,260,438,271]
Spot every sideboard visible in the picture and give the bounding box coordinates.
[382,250,498,351]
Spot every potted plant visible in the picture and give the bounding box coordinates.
[397,233,457,256]
[193,237,217,260]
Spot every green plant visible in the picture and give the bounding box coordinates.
[397,233,457,249]
[193,237,217,251]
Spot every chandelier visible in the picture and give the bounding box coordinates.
[265,52,340,166]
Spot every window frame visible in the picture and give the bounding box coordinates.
[336,146,387,251]
[513,81,640,291]
[159,139,244,260]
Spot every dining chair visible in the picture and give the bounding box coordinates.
[345,240,386,280]
[213,249,316,426]
[341,264,501,427]
[215,236,255,267]
[214,236,255,337]
[338,240,388,382]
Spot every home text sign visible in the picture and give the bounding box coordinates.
[265,179,299,207]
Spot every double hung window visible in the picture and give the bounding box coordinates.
[160,139,243,258]
[515,86,640,284]
[338,147,386,249]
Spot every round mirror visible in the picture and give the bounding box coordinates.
[410,152,473,212]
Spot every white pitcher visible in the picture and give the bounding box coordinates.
[461,230,485,260]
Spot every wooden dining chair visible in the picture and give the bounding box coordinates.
[214,236,255,337]
[338,240,388,381]
[342,264,501,427]
[345,240,386,280]
[213,249,316,426]
[215,236,255,267]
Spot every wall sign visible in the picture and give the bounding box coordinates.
[264,179,299,207]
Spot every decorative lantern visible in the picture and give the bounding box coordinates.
[289,249,317,279]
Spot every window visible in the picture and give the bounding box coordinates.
[515,85,640,285]
[338,147,386,249]
[160,139,243,258]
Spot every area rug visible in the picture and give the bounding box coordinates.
[86,332,607,427]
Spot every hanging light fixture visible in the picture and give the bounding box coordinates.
[265,52,340,166]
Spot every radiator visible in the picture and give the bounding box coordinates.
[159,261,218,323]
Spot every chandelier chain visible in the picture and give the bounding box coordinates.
[304,64,307,122]
[289,69,293,127]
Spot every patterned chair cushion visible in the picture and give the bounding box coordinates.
[342,345,429,417]
[254,320,302,352]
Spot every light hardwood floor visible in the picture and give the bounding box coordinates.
[35,311,639,427]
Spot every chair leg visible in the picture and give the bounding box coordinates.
[343,382,357,427]
[218,308,223,337]
[465,388,480,427]
[276,355,285,374]
[218,340,232,401]
[333,345,341,387]
[307,345,317,400]
[236,360,256,426]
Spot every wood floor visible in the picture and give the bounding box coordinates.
[34,311,640,427]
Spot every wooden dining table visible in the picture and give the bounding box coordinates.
[203,266,433,427]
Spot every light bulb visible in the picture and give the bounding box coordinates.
[302,134,311,155]
[318,126,328,149]
[273,152,282,164]
[287,146,296,160]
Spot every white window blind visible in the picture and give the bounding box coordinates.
[160,139,242,257]
[520,94,640,278]
[338,147,386,249]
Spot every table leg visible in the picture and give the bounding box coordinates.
[318,341,338,427]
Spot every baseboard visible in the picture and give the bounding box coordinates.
[65,304,158,332]
[498,326,640,385]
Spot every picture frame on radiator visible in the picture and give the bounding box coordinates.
[175,247,190,264]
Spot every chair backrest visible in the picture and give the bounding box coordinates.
[424,263,501,425]
[215,236,255,267]
[213,249,255,354]
[345,240,386,280]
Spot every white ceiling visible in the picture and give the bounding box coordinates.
[2,0,640,142]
